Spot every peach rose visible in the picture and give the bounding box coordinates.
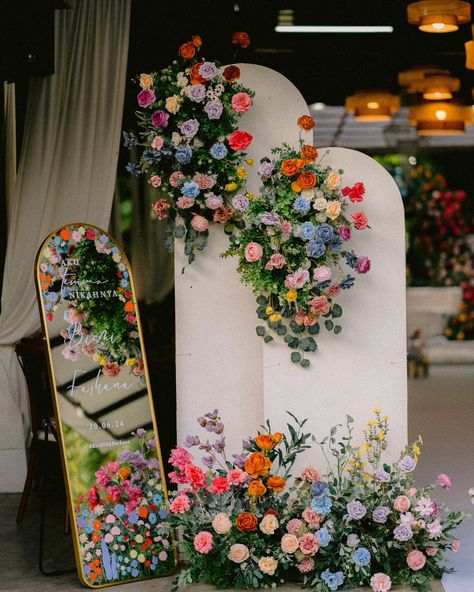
[407,550,426,571]
[248,479,267,497]
[244,452,272,478]
[165,95,180,114]
[260,514,279,535]
[212,512,232,534]
[281,533,299,554]
[191,215,209,233]
[228,543,250,563]
[256,434,276,451]
[326,170,341,190]
[394,495,411,512]
[281,159,299,177]
[258,556,278,575]
[267,475,286,493]
[244,242,264,263]
[139,73,153,89]
[236,512,258,532]
[326,200,342,220]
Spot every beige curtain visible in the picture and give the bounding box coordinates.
[0,0,131,492]
[3,82,17,222]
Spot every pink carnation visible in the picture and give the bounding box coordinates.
[210,476,230,494]
[191,215,209,233]
[301,466,321,483]
[102,363,121,378]
[227,468,248,485]
[436,473,452,490]
[194,173,216,190]
[302,507,322,529]
[310,295,330,315]
[286,518,303,535]
[426,547,438,557]
[170,494,191,514]
[177,197,195,209]
[194,531,213,554]
[169,171,185,187]
[297,557,315,573]
[342,182,365,203]
[352,210,368,230]
[152,199,170,220]
[370,572,392,592]
[184,463,207,489]
[231,92,252,113]
[328,285,341,297]
[285,268,310,290]
[299,532,320,556]
[169,446,193,470]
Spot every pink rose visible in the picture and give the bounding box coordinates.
[338,225,351,241]
[302,507,322,529]
[313,266,332,283]
[228,130,253,151]
[170,494,191,514]
[150,175,162,187]
[151,109,169,128]
[245,242,264,263]
[152,199,170,220]
[184,463,206,489]
[210,476,230,494]
[265,253,286,270]
[436,473,452,490]
[328,285,341,297]
[370,572,392,592]
[394,495,411,512]
[301,466,321,484]
[177,197,195,209]
[352,210,368,230]
[191,215,209,233]
[227,468,248,485]
[310,296,330,315]
[408,487,417,496]
[297,557,315,573]
[286,518,303,535]
[426,547,437,556]
[285,268,310,290]
[407,550,426,571]
[451,539,461,552]
[281,533,299,554]
[299,532,320,556]
[356,256,371,274]
[231,92,252,113]
[212,512,232,534]
[194,531,213,554]
[151,136,164,150]
[137,88,156,108]
[169,171,185,187]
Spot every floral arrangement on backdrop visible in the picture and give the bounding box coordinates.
[74,429,175,585]
[224,116,371,367]
[159,410,467,592]
[124,33,255,265]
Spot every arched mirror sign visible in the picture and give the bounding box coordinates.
[35,223,176,588]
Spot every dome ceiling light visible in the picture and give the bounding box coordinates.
[466,25,474,69]
[346,90,400,122]
[399,70,460,100]
[407,0,471,33]
[409,101,473,135]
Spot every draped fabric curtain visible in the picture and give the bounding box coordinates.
[3,82,17,222]
[0,0,130,491]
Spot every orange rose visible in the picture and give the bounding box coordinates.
[256,434,275,451]
[124,301,135,313]
[192,35,202,47]
[118,466,131,480]
[272,432,283,443]
[267,475,286,492]
[244,452,272,478]
[248,479,267,497]
[59,228,71,241]
[236,512,258,532]
[190,62,206,85]
[281,159,299,177]
[297,171,317,189]
[301,145,318,162]
[91,533,100,543]
[296,159,306,170]
[179,41,196,60]
[291,181,302,193]
[297,115,316,131]
[93,520,102,531]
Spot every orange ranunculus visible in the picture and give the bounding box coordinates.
[291,181,302,193]
[96,568,103,576]
[301,145,318,162]
[138,506,149,518]
[179,41,196,60]
[190,62,206,85]
[232,31,251,48]
[89,573,97,581]
[93,520,102,530]
[236,512,258,532]
[59,228,71,241]
[281,159,299,177]
[272,432,283,443]
[296,159,306,170]
[118,466,131,480]
[248,479,267,497]
[124,301,135,313]
[256,434,275,451]
[297,171,317,189]
[91,533,100,543]
[244,452,272,478]
[192,35,202,47]
[267,475,286,492]
[297,115,316,131]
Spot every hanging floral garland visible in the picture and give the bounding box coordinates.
[124,33,255,265]
[224,116,371,367]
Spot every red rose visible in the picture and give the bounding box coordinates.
[228,130,253,151]
[223,65,240,82]
[232,31,251,48]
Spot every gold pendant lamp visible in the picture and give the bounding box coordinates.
[407,0,471,33]
[345,90,400,122]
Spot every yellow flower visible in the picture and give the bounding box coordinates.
[246,192,254,200]
[356,450,363,457]
[361,443,371,451]
[97,354,107,366]
[139,73,153,89]
[378,429,385,441]
[246,159,254,166]
[285,290,297,302]
[125,358,137,366]
[373,407,381,414]
[269,313,282,323]
[418,435,424,445]
[225,182,238,192]
[266,306,274,315]
[383,416,389,421]
[236,167,247,179]
[368,420,377,427]
[165,95,181,114]
[412,444,420,456]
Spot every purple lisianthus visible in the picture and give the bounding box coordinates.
[261,212,281,225]
[179,118,200,138]
[187,84,206,103]
[185,435,200,448]
[356,256,371,274]
[137,88,156,108]
[258,161,274,178]
[338,225,351,241]
[151,109,169,128]
[232,194,249,212]
[393,524,413,542]
[399,455,417,473]
[347,500,367,520]
[199,61,218,80]
[204,100,223,120]
[374,468,391,482]
[372,506,390,524]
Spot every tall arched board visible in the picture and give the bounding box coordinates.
[35,223,176,588]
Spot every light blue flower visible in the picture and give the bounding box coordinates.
[210,142,228,160]
[148,512,157,524]
[311,482,329,496]
[175,144,193,164]
[352,547,371,566]
[311,495,332,515]
[152,494,163,505]
[316,223,334,243]
[307,239,326,258]
[128,511,139,524]
[316,527,331,547]
[300,221,316,240]
[321,569,344,590]
[293,196,311,213]
[114,504,125,517]
[181,181,200,198]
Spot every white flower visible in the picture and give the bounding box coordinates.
[415,497,433,517]
[347,534,360,547]
[313,197,328,211]
[301,189,315,201]
[171,132,182,146]
[400,512,417,526]
[315,213,328,223]
[193,137,204,148]
[93,504,104,516]
[176,72,188,88]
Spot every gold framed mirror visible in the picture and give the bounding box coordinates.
[35,223,176,588]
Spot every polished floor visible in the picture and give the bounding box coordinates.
[1,364,472,592]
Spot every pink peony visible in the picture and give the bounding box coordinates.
[152,199,170,220]
[299,532,320,556]
[170,494,191,514]
[286,518,303,535]
[285,268,310,290]
[310,295,330,315]
[370,572,392,592]
[301,466,321,483]
[169,171,185,187]
[407,550,426,571]
[265,253,286,270]
[313,266,332,283]
[191,215,209,233]
[102,363,121,378]
[436,473,452,490]
[150,175,162,187]
[227,468,248,485]
[151,136,164,150]
[205,194,224,210]
[302,507,322,529]
[169,446,193,470]
[297,557,315,573]
[231,92,252,113]
[177,197,195,209]
[184,463,207,489]
[210,476,230,494]
[194,173,215,190]
[194,531,213,554]
[394,495,411,512]
[352,210,368,230]
[245,242,264,263]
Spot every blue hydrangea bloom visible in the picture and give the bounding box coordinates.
[307,239,326,258]
[122,131,137,148]
[330,235,344,252]
[321,569,345,591]
[340,275,356,289]
[142,148,162,165]
[181,181,200,198]
[153,494,163,505]
[293,196,311,213]
[353,547,371,566]
[311,481,329,496]
[126,162,141,176]
[148,512,157,524]
[114,504,126,517]
[315,223,334,243]
[175,144,193,164]
[311,495,332,515]
[300,221,316,240]
[317,527,331,547]
[210,142,228,160]
[343,250,358,268]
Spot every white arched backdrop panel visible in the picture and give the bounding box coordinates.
[0,0,130,492]
[175,64,311,455]
[263,147,408,470]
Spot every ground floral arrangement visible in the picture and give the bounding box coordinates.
[125,32,255,265]
[224,116,371,367]
[156,409,467,592]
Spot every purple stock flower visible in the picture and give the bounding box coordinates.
[205,409,219,420]
[179,119,200,138]
[242,440,252,450]
[133,428,147,438]
[187,84,206,103]
[199,62,218,80]
[372,506,390,524]
[232,452,248,469]
[147,458,160,471]
[374,469,391,482]
[199,441,212,452]
[185,435,200,448]
[204,100,223,120]
[399,455,417,473]
[232,194,249,212]
[346,500,367,520]
[258,161,274,178]
[393,524,413,542]
[213,436,225,454]
[151,110,169,128]
[137,89,156,108]
[146,438,156,449]
[261,212,281,225]
[202,455,215,467]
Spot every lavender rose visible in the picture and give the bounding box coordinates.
[399,455,417,473]
[372,506,390,524]
[374,469,391,482]
[204,100,223,120]
[179,119,200,138]
[232,194,249,212]
[346,500,367,521]
[199,61,218,80]
[151,109,169,128]
[261,212,280,225]
[258,161,274,178]
[393,524,413,542]
[187,84,206,103]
